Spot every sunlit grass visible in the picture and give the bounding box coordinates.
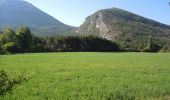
[0,52,170,100]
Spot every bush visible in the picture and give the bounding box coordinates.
[0,70,30,95]
[0,44,7,54]
[142,42,161,52]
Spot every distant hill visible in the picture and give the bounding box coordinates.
[0,0,74,36]
[78,8,170,51]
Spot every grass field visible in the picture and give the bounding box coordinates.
[0,52,170,100]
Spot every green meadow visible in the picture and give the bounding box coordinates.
[0,52,170,100]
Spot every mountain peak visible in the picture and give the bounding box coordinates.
[78,7,170,51]
[0,0,73,36]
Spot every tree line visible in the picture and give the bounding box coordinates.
[1,27,169,54]
[0,27,119,54]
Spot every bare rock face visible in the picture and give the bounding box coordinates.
[95,12,111,40]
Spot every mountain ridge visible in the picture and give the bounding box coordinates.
[0,0,74,36]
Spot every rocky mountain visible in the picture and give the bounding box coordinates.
[0,0,73,36]
[78,8,170,51]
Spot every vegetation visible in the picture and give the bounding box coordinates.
[0,70,30,95]
[45,35,119,52]
[0,27,119,54]
[0,27,32,54]
[79,8,170,52]
[1,26,170,54]
[0,53,170,99]
[142,34,162,52]
[1,1,170,100]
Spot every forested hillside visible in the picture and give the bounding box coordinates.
[78,8,170,52]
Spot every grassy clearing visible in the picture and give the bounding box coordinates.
[0,52,170,100]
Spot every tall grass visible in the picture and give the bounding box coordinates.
[0,52,170,100]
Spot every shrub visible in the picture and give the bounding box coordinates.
[0,70,30,95]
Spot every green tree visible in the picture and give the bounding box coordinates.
[0,42,5,54]
[143,34,161,52]
[16,27,33,52]
[0,28,16,44]
[0,28,19,53]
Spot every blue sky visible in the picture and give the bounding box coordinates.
[25,0,170,27]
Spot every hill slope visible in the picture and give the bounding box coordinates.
[78,8,170,51]
[0,0,73,36]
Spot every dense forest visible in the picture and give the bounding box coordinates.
[0,27,170,54]
[0,27,119,54]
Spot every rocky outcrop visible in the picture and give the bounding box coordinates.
[95,12,111,40]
